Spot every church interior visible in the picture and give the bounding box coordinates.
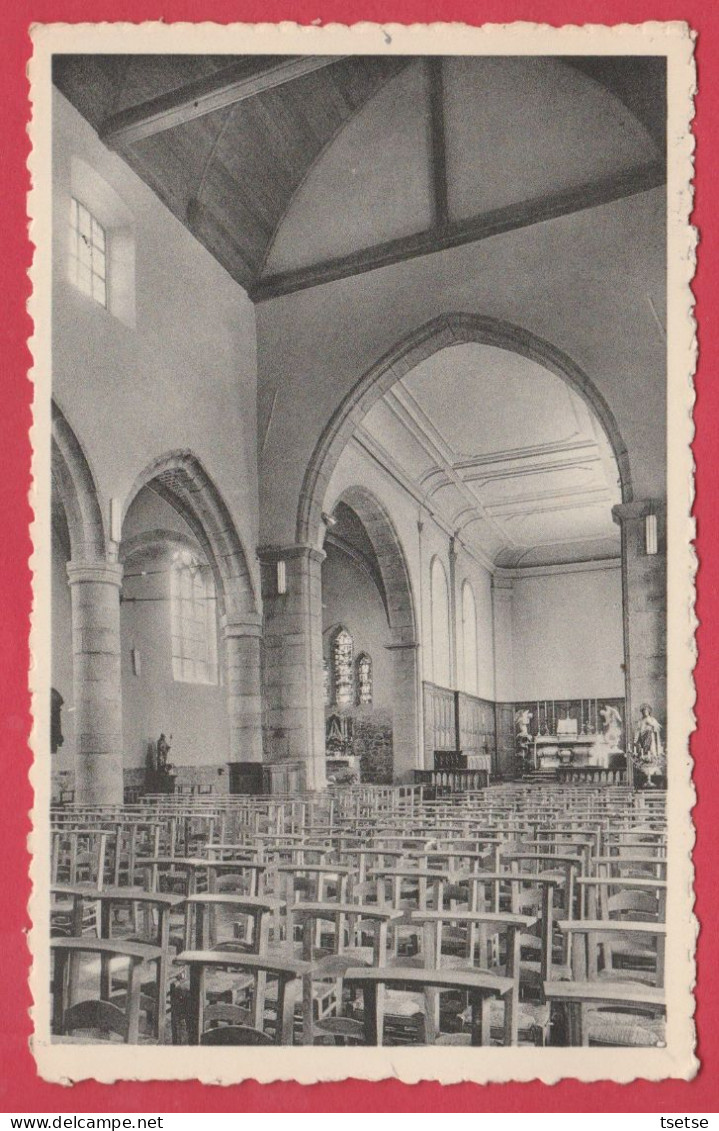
[48,53,669,1048]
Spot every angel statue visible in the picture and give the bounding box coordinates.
[514,708,533,739]
[514,709,533,770]
[632,704,665,784]
[599,704,623,752]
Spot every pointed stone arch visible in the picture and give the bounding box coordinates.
[123,449,258,622]
[51,400,106,562]
[123,450,262,764]
[331,485,421,782]
[297,313,633,549]
[333,485,417,648]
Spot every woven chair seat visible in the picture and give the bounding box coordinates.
[585,1011,666,1047]
[457,998,550,1045]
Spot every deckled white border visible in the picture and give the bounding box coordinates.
[27,19,698,1085]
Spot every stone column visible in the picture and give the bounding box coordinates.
[258,545,327,791]
[386,641,422,782]
[612,500,667,748]
[222,614,264,764]
[66,560,124,805]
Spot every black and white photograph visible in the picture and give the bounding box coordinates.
[30,21,696,1083]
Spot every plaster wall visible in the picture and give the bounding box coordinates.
[52,90,259,597]
[510,564,625,701]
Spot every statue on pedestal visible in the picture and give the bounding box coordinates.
[145,732,175,793]
[514,708,533,771]
[632,704,665,785]
[157,732,172,772]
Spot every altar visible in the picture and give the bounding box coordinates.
[514,698,627,775]
[533,731,621,771]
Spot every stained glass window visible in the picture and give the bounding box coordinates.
[356,653,373,705]
[323,658,331,706]
[332,627,354,706]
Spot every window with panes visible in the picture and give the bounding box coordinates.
[69,198,107,307]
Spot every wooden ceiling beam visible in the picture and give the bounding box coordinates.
[250,159,666,302]
[99,56,346,149]
[427,57,449,230]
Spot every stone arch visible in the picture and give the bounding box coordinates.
[123,450,257,623]
[332,485,417,648]
[297,313,633,548]
[51,400,106,561]
[122,451,262,765]
[330,485,422,782]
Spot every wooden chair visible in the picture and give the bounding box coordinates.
[51,938,162,1044]
[290,901,403,1044]
[343,966,514,1046]
[52,885,185,1042]
[543,980,666,1047]
[554,919,666,1046]
[410,909,547,1046]
[174,950,312,1044]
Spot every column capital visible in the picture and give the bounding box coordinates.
[257,543,326,566]
[67,560,124,587]
[612,498,667,526]
[491,574,514,592]
[221,614,263,639]
[385,640,420,651]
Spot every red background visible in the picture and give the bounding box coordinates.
[1,0,714,1112]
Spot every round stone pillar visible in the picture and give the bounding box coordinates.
[66,560,124,805]
[258,545,327,791]
[612,499,667,752]
[222,615,264,764]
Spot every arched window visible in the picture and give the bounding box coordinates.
[462,580,479,696]
[331,626,354,706]
[430,556,451,688]
[356,653,373,705]
[170,549,218,684]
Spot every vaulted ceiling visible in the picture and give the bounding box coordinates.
[53,53,665,301]
[354,344,622,569]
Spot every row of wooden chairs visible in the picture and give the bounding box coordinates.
[50,783,666,1047]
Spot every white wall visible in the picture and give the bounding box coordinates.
[52,90,259,598]
[510,564,624,701]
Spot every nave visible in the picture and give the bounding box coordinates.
[50,782,667,1049]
